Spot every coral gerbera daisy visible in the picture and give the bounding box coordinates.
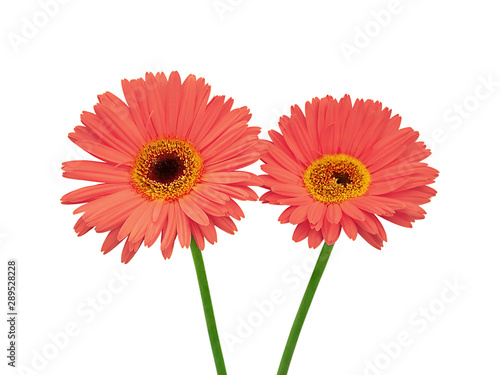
[61,72,261,263]
[260,94,438,249]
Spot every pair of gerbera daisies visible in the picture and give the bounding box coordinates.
[61,71,438,374]
[61,71,438,263]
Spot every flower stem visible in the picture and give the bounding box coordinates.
[277,242,335,375]
[190,237,227,375]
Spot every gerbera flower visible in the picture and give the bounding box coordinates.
[260,95,438,249]
[61,72,261,263]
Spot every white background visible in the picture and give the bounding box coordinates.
[1,0,499,374]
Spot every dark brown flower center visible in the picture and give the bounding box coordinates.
[147,154,185,184]
[131,139,204,200]
[332,171,352,187]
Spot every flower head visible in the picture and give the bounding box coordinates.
[260,95,438,249]
[62,72,261,263]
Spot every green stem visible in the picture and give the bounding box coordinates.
[277,242,335,375]
[190,237,227,375]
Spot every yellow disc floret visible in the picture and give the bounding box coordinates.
[131,139,204,200]
[303,154,371,204]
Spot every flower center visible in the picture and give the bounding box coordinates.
[303,154,371,204]
[147,154,184,184]
[131,139,204,200]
